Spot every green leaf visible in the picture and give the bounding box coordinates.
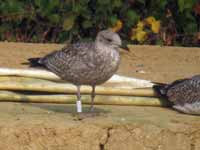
[109,15,118,26]
[184,13,197,33]
[1,1,24,14]
[34,0,48,8]
[38,0,60,16]
[48,14,60,24]
[159,0,167,9]
[79,0,90,6]
[97,0,110,5]
[82,20,93,29]
[184,22,197,33]
[58,31,69,42]
[34,0,41,7]
[0,24,9,34]
[72,4,81,13]
[126,10,139,27]
[48,0,60,10]
[178,0,196,12]
[63,15,76,31]
[112,0,122,8]
[81,10,91,19]
[137,0,145,4]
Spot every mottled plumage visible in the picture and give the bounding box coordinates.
[153,75,200,115]
[28,29,123,112]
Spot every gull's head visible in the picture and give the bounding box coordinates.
[95,29,122,50]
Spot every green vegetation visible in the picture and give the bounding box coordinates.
[0,0,199,46]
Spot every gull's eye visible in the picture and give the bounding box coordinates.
[107,38,112,42]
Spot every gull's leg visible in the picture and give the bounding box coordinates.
[76,85,82,113]
[90,85,96,112]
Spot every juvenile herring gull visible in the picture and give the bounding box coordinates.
[28,29,126,113]
[153,75,200,115]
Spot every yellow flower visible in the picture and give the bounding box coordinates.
[131,27,137,33]
[131,30,147,42]
[151,20,160,33]
[136,30,147,42]
[112,20,123,32]
[130,28,137,40]
[145,16,156,25]
[136,21,144,30]
[131,34,136,40]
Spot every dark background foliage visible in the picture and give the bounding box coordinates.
[0,0,200,46]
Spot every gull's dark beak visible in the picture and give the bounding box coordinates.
[120,44,129,51]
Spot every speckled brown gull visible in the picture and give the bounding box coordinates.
[153,75,200,115]
[28,29,124,113]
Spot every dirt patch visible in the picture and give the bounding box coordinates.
[0,42,200,150]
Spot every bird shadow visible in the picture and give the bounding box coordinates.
[21,103,110,115]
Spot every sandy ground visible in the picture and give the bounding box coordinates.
[0,42,200,150]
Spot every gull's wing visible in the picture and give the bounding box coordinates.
[167,75,200,104]
[39,42,96,78]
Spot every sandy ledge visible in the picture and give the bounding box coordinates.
[0,42,200,150]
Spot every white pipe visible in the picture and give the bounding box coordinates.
[0,67,154,88]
